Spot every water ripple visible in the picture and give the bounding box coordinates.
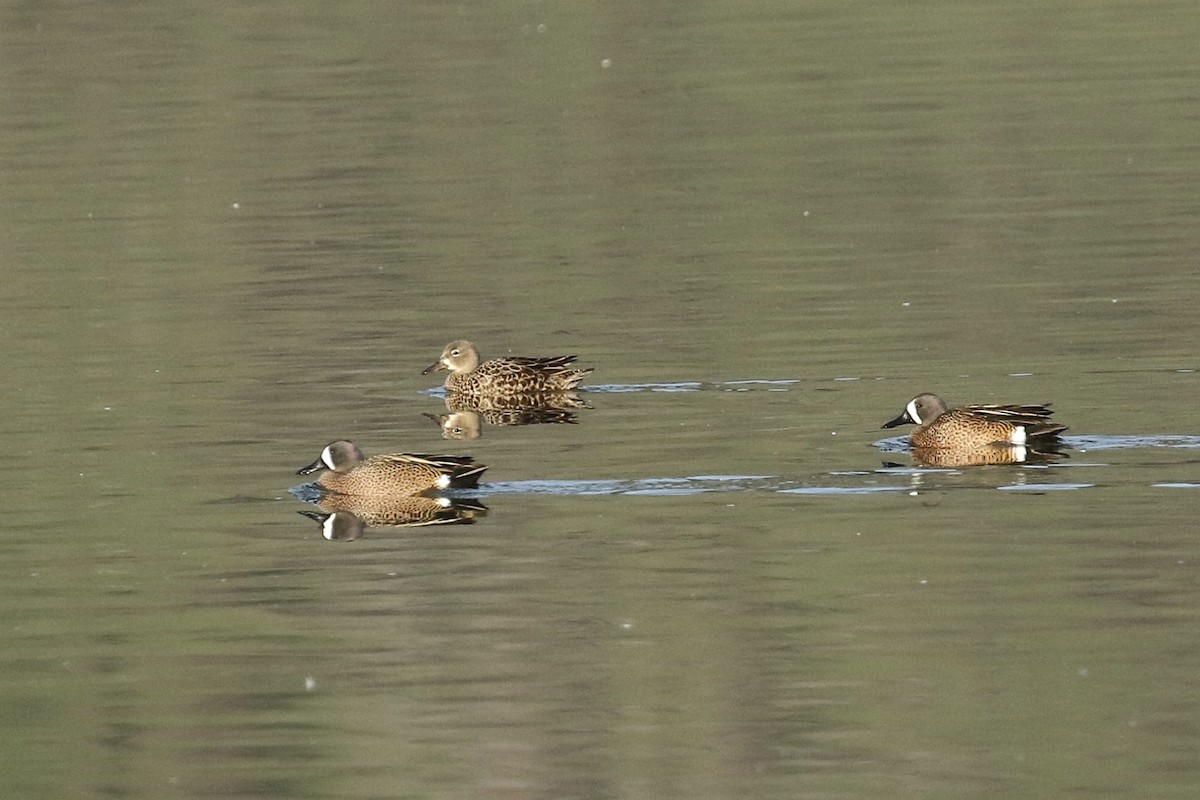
[997,483,1096,492]
[876,434,1200,453]
[584,379,799,394]
[479,476,775,496]
[777,485,911,495]
[1067,434,1200,450]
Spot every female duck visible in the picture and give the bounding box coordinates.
[423,339,593,395]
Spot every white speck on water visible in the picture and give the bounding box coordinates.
[908,490,918,496]
[231,202,240,209]
[919,579,928,585]
[305,676,317,691]
[803,210,810,217]
[901,302,911,307]
[600,58,611,68]
[536,23,546,33]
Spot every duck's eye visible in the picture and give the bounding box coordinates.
[450,349,461,357]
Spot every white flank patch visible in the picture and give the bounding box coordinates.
[1012,426,1027,446]
[435,496,451,507]
[435,473,451,489]
[906,399,922,425]
[1013,445,1028,462]
[321,445,336,470]
[322,516,337,540]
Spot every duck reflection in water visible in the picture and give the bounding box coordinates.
[426,391,591,440]
[906,443,1068,468]
[299,494,487,541]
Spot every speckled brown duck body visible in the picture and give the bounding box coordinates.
[296,440,487,497]
[299,494,486,540]
[422,340,593,396]
[445,389,591,414]
[882,393,1067,449]
[909,444,1068,468]
[425,407,582,439]
[424,389,589,439]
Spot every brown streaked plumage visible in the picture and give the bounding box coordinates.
[424,407,581,439]
[422,339,593,395]
[882,393,1067,449]
[909,444,1068,468]
[299,495,487,540]
[424,389,589,438]
[445,390,591,414]
[296,440,487,497]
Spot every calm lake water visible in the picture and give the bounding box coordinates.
[3,2,1200,798]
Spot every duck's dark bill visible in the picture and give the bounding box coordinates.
[297,458,325,475]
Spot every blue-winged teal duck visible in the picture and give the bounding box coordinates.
[882,393,1067,449]
[422,339,593,395]
[296,440,487,496]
